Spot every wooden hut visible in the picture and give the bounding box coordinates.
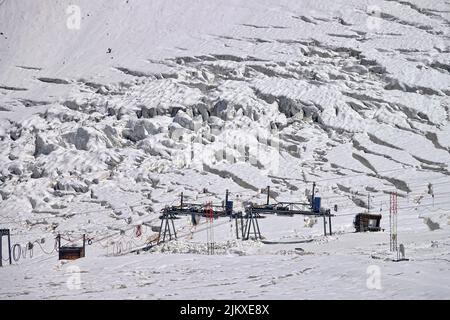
[354,213,382,232]
[58,234,86,260]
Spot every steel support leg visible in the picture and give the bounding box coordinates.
[235,215,239,239]
[171,218,177,240]
[255,217,262,239]
[7,233,11,265]
[328,215,332,236]
[158,216,164,244]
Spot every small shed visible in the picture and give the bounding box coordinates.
[354,213,382,232]
[58,234,86,261]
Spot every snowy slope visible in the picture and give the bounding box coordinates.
[0,0,449,299]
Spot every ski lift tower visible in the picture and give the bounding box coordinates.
[390,192,398,252]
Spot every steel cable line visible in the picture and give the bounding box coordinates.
[5,173,449,263]
[334,199,450,217]
[4,216,158,265]
[2,236,56,263]
[89,215,161,247]
[326,196,450,217]
[223,176,450,207]
[3,178,447,239]
[17,237,77,267]
[292,179,450,204]
[108,227,156,256]
[315,188,450,208]
[126,211,233,254]
[176,218,233,240]
[3,196,179,242]
[10,200,166,248]
[33,239,58,255]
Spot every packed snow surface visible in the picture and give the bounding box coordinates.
[0,0,449,299]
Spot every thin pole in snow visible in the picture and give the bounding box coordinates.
[312,182,316,210]
[0,233,2,267]
[328,214,332,236]
[180,192,184,210]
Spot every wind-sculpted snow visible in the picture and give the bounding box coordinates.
[0,0,449,299]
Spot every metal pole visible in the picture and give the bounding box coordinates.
[57,234,61,260]
[0,235,3,267]
[266,186,270,205]
[246,216,251,240]
[225,189,230,220]
[7,232,11,265]
[235,214,239,239]
[244,211,251,240]
[240,213,244,239]
[323,213,327,236]
[250,214,258,239]
[243,216,248,240]
[171,218,177,239]
[158,213,164,244]
[163,217,168,242]
[82,234,86,258]
[389,193,391,250]
[181,192,184,210]
[255,216,262,239]
[167,216,172,241]
[328,214,332,236]
[312,182,316,209]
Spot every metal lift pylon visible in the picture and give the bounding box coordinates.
[0,229,12,267]
[243,208,262,240]
[158,208,177,244]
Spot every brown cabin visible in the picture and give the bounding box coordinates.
[58,234,86,261]
[354,213,382,232]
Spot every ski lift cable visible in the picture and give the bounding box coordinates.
[336,199,450,217]
[322,188,450,206]
[310,180,450,202]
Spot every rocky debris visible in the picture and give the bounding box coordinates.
[0,120,11,140]
[341,64,369,75]
[173,110,195,131]
[53,178,90,194]
[29,164,46,179]
[208,116,224,131]
[423,217,441,231]
[42,106,80,123]
[138,139,171,158]
[38,77,70,85]
[63,127,113,151]
[136,105,158,119]
[123,119,161,142]
[168,122,190,142]
[34,134,56,157]
[8,162,23,176]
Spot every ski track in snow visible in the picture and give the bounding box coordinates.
[0,0,449,299]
